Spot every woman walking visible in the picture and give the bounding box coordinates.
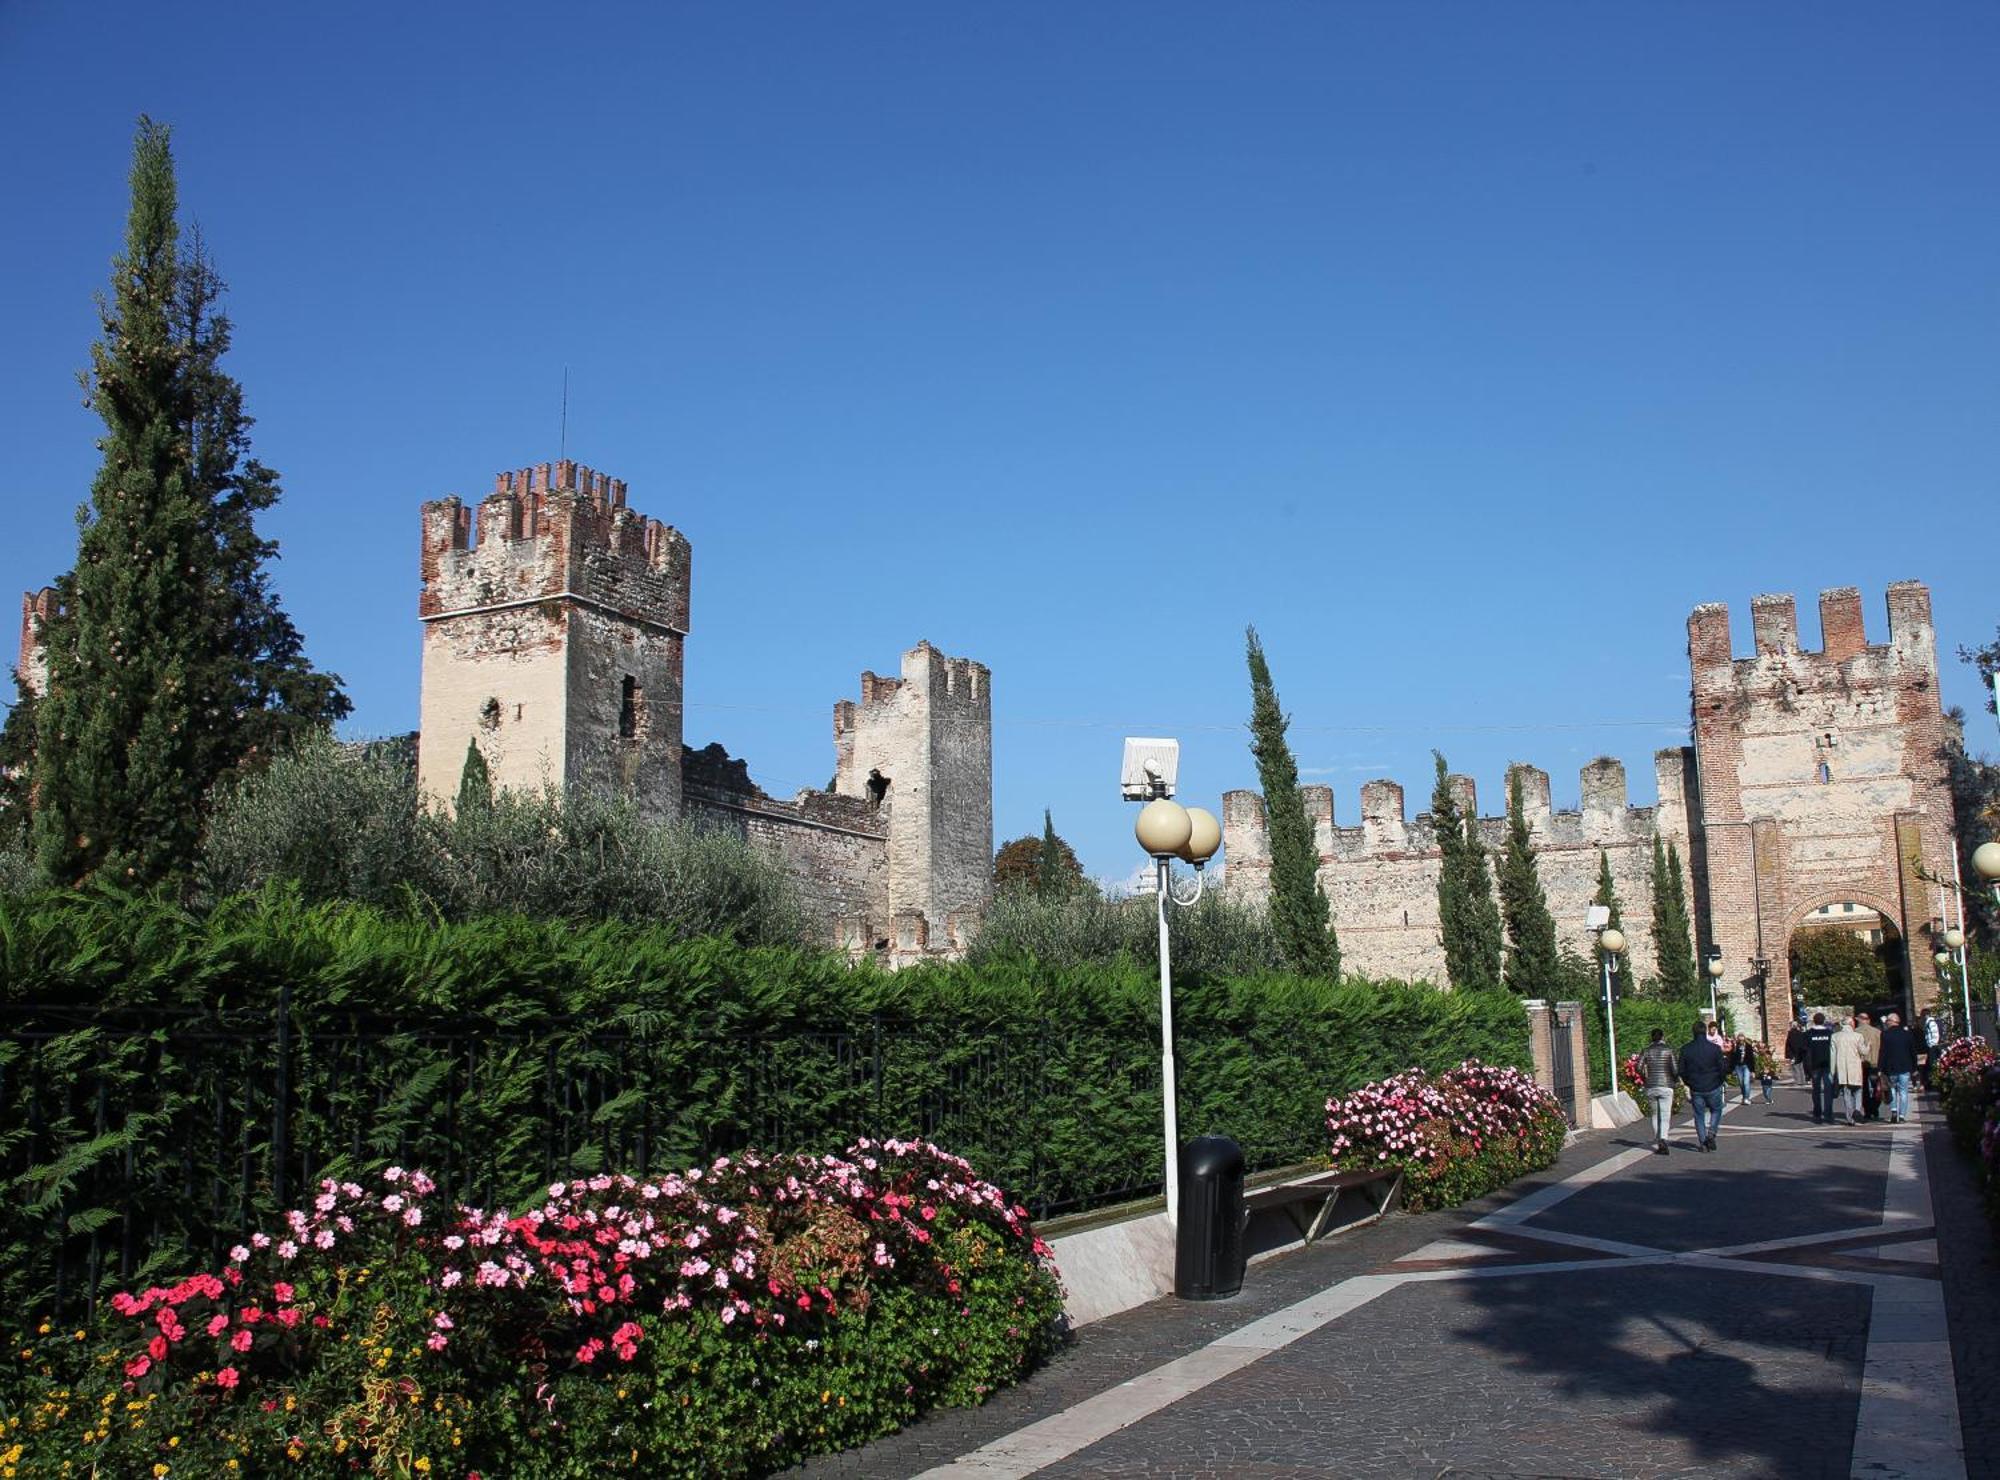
[1832,1016,1868,1125]
[1727,1035,1757,1107]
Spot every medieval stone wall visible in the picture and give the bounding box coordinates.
[16,588,56,700]
[1223,752,1696,984]
[1689,583,1956,1034]
[416,461,691,818]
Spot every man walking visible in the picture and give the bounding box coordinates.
[1833,1015,1867,1125]
[1784,1018,1807,1086]
[1804,1012,1837,1124]
[1877,1012,1918,1123]
[1856,1011,1883,1121]
[1680,1019,1728,1151]
[1638,1027,1679,1154]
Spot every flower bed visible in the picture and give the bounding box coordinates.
[1936,1037,1999,1155]
[0,1141,1065,1477]
[1324,1060,1567,1213]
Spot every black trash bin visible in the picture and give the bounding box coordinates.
[1175,1134,1246,1300]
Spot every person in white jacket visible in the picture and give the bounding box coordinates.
[1832,1017,1868,1125]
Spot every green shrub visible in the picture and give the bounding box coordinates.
[967,881,1283,980]
[0,888,1530,1320]
[0,1142,1065,1477]
[198,730,806,944]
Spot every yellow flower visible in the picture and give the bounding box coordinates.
[36,1323,50,1336]
[152,1466,169,1478]
[414,1461,431,1475]
[168,1436,181,1447]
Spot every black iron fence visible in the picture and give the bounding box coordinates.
[1547,1004,1580,1126]
[0,997,1184,1323]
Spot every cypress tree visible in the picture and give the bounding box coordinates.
[1432,751,1502,990]
[1245,626,1338,978]
[28,119,346,886]
[1498,768,1560,994]
[1651,835,1699,999]
[1035,808,1069,897]
[1593,849,1628,1000]
[456,737,493,814]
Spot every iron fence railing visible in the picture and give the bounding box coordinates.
[0,999,1183,1322]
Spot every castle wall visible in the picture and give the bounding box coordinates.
[416,461,690,816]
[1223,753,1695,985]
[15,588,57,700]
[832,642,993,947]
[1689,584,1956,1035]
[681,744,891,950]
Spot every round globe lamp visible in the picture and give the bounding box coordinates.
[1945,927,1965,951]
[1975,841,2000,882]
[1935,950,1952,968]
[1135,799,1193,859]
[1600,927,1625,955]
[1707,954,1725,978]
[1178,807,1221,867]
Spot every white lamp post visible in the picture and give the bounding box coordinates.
[1706,948,1726,1024]
[1125,740,1220,1233]
[1596,922,1626,1097]
[1970,842,2000,1037]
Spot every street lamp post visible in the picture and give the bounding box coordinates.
[1751,956,1773,1044]
[1705,946,1725,1024]
[1944,927,1969,1037]
[1595,923,1626,1099]
[1131,788,1221,1234]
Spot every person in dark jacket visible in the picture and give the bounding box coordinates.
[1726,1036,1758,1106]
[1637,1028,1680,1154]
[1803,1012,1837,1125]
[1876,1012,1919,1123]
[1679,1022,1729,1151]
[1784,1021,1808,1085]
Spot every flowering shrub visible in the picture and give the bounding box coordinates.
[1936,1038,2000,1155]
[0,1141,1064,1477]
[1325,1060,1567,1213]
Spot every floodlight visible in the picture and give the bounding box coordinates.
[1122,738,1179,801]
[1585,904,1610,930]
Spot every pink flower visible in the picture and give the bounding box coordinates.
[272,1283,294,1303]
[215,1366,239,1389]
[427,1332,449,1352]
[206,1314,229,1337]
[124,1355,151,1378]
[231,1329,254,1353]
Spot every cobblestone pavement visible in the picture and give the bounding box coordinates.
[809,1083,1971,1478]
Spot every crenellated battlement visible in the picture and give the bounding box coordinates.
[1688,582,1936,692]
[1222,747,1698,984]
[419,460,690,633]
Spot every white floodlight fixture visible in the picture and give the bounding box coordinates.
[1122,738,1180,801]
[1585,904,1611,931]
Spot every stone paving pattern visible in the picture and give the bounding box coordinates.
[809,1080,1975,1478]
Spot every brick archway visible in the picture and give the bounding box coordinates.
[1781,890,1910,1025]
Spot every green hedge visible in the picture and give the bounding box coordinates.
[1581,997,1733,1092]
[0,887,1532,1319]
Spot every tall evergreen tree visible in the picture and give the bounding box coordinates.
[1497,768,1560,994]
[28,120,345,886]
[1245,626,1338,978]
[1593,849,1629,1000]
[1650,835,1699,999]
[456,737,493,815]
[1431,751,1502,990]
[1035,808,1070,897]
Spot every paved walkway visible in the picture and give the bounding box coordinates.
[812,1082,1977,1479]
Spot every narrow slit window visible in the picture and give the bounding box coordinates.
[619,676,642,739]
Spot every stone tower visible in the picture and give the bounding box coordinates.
[15,588,58,699]
[831,642,994,955]
[417,460,691,815]
[1688,583,1956,1030]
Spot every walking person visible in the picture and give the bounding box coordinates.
[1833,1016,1867,1125]
[1877,1012,1918,1123]
[1920,1010,1942,1092]
[1680,1019,1728,1151]
[1856,1011,1883,1121]
[1805,1012,1837,1124]
[1727,1034,1757,1106]
[1638,1028,1680,1155]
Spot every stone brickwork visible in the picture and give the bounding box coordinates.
[1689,582,1956,1035]
[417,461,691,818]
[411,461,991,965]
[1222,582,1957,1046]
[16,588,57,700]
[1224,752,1696,983]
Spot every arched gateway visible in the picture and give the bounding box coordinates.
[1687,584,1958,1043]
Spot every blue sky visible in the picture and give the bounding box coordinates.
[4,2,1997,885]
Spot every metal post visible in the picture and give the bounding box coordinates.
[1601,951,1618,1100]
[1951,846,1973,1031]
[1157,856,1180,1234]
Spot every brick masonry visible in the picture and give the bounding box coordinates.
[412,460,991,966]
[1225,584,1959,1042]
